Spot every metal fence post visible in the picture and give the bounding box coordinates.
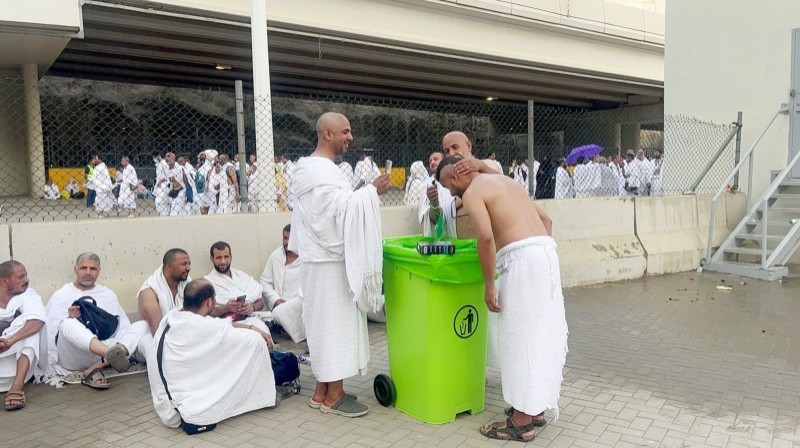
[732,111,743,191]
[527,100,535,197]
[235,80,249,210]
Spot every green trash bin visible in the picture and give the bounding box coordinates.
[375,235,487,424]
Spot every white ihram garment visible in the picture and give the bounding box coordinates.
[154,160,171,216]
[205,268,269,333]
[260,246,305,343]
[495,237,568,419]
[147,310,276,427]
[554,167,574,199]
[45,283,147,377]
[118,164,139,210]
[135,267,190,361]
[92,163,115,213]
[417,174,457,238]
[289,156,382,382]
[0,289,48,390]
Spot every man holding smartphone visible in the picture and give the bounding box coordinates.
[204,241,269,333]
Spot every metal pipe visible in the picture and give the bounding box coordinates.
[747,154,754,211]
[732,111,743,191]
[761,198,768,268]
[685,122,739,194]
[527,100,535,197]
[704,202,716,264]
[235,80,248,210]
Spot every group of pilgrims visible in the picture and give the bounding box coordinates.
[3,111,570,443]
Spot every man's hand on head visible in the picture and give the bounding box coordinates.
[373,174,390,195]
[454,158,485,176]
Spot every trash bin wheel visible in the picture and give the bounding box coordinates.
[374,374,397,407]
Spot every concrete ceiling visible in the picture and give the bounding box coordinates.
[46,1,664,108]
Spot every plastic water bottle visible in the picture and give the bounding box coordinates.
[297,355,311,366]
[791,218,798,225]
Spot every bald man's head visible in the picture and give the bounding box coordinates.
[315,112,353,156]
[442,131,473,158]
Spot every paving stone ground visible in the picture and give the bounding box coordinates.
[4,269,800,447]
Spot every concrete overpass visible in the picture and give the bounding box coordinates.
[4,0,664,107]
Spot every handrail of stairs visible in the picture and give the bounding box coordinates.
[701,106,788,266]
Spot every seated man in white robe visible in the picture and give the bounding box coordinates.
[438,157,568,442]
[136,248,192,361]
[260,224,306,343]
[290,112,389,417]
[46,253,148,388]
[0,261,46,411]
[147,279,283,430]
[204,242,269,333]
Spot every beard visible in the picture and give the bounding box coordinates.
[214,264,230,274]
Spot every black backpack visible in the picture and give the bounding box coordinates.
[72,296,120,340]
[270,351,300,385]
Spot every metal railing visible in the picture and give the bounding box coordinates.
[703,105,789,265]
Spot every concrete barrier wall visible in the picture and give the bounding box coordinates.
[540,197,647,287]
[0,225,10,261]
[7,195,749,313]
[635,195,702,274]
[9,205,421,311]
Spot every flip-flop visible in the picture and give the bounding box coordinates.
[504,407,547,427]
[308,393,358,409]
[319,396,368,417]
[104,345,130,373]
[82,367,111,390]
[4,390,25,411]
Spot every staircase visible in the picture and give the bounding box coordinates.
[701,106,800,280]
[704,177,800,280]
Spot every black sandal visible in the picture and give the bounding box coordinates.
[480,416,537,442]
[504,407,547,427]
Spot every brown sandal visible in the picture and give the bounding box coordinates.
[480,416,536,442]
[504,407,547,427]
[4,390,26,411]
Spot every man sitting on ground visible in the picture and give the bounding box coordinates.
[260,224,305,343]
[437,157,568,442]
[147,279,283,430]
[46,253,148,389]
[0,261,46,411]
[204,242,269,333]
[136,249,192,361]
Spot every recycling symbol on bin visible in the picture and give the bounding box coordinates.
[454,305,478,339]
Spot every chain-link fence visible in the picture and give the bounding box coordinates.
[0,74,734,223]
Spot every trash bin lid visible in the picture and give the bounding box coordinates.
[383,235,483,284]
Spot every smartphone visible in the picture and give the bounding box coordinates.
[236,295,246,303]
[385,160,393,176]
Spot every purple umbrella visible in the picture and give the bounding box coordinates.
[565,144,603,165]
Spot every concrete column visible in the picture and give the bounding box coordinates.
[251,0,278,212]
[22,63,46,198]
[614,123,622,157]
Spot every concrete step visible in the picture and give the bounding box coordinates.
[735,234,784,241]
[770,193,800,199]
[703,260,787,281]
[724,247,773,256]
[755,206,800,214]
[781,179,800,187]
